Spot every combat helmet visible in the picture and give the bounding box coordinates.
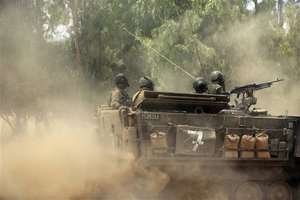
[211,71,225,84]
[139,76,154,90]
[115,73,129,89]
[193,77,208,93]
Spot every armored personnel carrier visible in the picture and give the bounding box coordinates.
[97,90,300,200]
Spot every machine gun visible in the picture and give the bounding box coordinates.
[229,78,283,111]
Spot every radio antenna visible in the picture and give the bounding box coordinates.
[123,27,196,80]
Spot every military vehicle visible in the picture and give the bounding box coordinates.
[96,82,300,200]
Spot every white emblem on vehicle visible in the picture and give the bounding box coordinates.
[187,130,204,151]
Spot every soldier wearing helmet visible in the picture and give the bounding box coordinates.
[108,73,131,109]
[132,76,154,108]
[193,77,208,94]
[207,71,225,94]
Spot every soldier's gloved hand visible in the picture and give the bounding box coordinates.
[124,99,132,106]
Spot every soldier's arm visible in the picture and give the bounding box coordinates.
[132,91,143,108]
[120,92,132,106]
[111,90,122,109]
[122,98,132,106]
[216,84,224,94]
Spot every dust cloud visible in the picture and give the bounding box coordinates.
[0,3,169,199]
[0,113,169,199]
[220,13,300,115]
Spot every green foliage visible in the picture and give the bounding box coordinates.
[1,0,300,117]
[142,13,222,91]
[0,0,72,131]
[269,3,300,80]
[71,0,197,91]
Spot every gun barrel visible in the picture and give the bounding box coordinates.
[230,78,284,94]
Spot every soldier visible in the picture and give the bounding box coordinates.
[132,76,154,108]
[108,73,131,109]
[207,71,225,94]
[193,77,208,94]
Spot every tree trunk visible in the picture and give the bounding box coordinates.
[278,0,283,28]
[69,0,82,72]
[253,0,258,14]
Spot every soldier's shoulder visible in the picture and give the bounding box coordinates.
[112,86,121,93]
[215,83,222,90]
[208,83,216,89]
[111,87,122,97]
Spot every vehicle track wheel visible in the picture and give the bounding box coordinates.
[267,181,292,200]
[235,181,262,200]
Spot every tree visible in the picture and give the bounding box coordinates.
[270,2,300,81]
[0,0,72,134]
[68,0,82,72]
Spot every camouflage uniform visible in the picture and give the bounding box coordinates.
[132,76,154,108]
[207,71,225,94]
[132,88,149,108]
[108,73,130,109]
[207,83,224,94]
[109,86,131,109]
